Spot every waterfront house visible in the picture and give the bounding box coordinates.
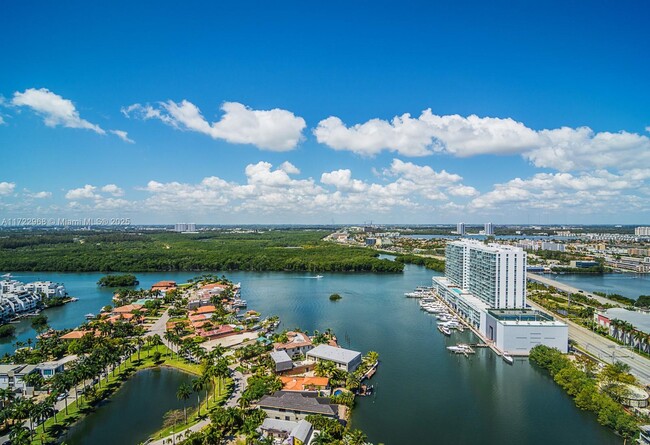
[258,418,314,445]
[274,332,314,359]
[257,391,338,421]
[0,364,38,395]
[112,303,144,315]
[271,350,294,373]
[199,324,236,340]
[60,329,100,340]
[306,344,362,372]
[280,376,330,394]
[151,281,177,295]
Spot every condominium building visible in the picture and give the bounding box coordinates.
[636,227,650,236]
[456,222,466,236]
[484,222,494,236]
[0,279,66,321]
[446,239,526,309]
[174,223,196,232]
[434,239,567,355]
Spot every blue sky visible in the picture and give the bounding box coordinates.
[1,0,649,225]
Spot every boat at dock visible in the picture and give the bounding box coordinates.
[85,313,95,319]
[437,325,452,336]
[447,344,475,355]
[502,354,514,365]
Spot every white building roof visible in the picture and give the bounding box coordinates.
[307,344,361,365]
[270,350,292,364]
[600,308,650,335]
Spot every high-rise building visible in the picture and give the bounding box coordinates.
[445,239,526,309]
[434,239,566,355]
[456,222,466,236]
[635,227,650,236]
[484,222,494,236]
[174,223,196,233]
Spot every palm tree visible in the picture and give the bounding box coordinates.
[344,429,368,445]
[136,336,145,361]
[176,382,192,424]
[191,377,207,417]
[9,425,31,445]
[312,431,334,445]
[151,334,163,353]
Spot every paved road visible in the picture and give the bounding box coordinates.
[147,308,171,338]
[528,273,623,307]
[528,300,650,385]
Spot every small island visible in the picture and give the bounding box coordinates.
[97,274,139,287]
[329,293,342,301]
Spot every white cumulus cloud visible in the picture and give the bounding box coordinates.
[101,184,125,196]
[12,88,106,134]
[314,110,650,171]
[0,182,16,196]
[65,185,100,200]
[123,100,306,151]
[468,170,650,214]
[29,191,52,199]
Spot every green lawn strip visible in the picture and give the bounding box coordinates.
[32,345,207,444]
[150,375,233,440]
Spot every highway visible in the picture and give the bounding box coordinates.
[528,273,623,307]
[528,300,650,385]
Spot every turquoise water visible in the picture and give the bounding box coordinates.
[1,268,624,444]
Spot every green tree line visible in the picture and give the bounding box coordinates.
[0,230,403,273]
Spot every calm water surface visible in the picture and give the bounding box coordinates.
[64,367,201,445]
[1,268,625,444]
[547,273,649,300]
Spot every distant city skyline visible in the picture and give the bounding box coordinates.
[1,1,649,224]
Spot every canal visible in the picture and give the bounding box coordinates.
[63,367,201,445]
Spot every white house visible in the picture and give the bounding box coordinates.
[306,344,362,372]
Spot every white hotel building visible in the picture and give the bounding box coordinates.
[433,240,568,355]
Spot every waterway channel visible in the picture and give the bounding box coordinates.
[63,367,201,445]
[0,267,628,444]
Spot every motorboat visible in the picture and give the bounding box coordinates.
[437,325,452,336]
[315,275,324,279]
[502,354,514,365]
[447,344,475,354]
[85,313,95,319]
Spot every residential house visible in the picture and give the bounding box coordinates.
[0,364,38,394]
[306,344,362,372]
[151,281,177,295]
[280,376,330,394]
[258,391,338,421]
[36,355,78,379]
[271,350,294,373]
[274,332,313,359]
[259,418,314,445]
